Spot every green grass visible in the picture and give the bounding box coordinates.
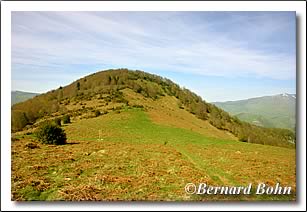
[65,108,231,145]
[12,108,296,201]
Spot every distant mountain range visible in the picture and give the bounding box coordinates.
[213,93,296,131]
[11,90,39,106]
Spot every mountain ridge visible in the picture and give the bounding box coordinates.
[11,90,39,106]
[213,93,296,104]
[212,93,296,131]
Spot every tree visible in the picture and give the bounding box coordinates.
[12,110,29,131]
[76,82,80,91]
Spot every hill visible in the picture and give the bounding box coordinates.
[11,90,39,105]
[213,94,296,131]
[11,69,295,148]
[11,69,296,201]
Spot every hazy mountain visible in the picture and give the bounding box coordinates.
[11,90,39,106]
[213,93,296,131]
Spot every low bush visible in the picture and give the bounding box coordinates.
[54,118,62,126]
[94,110,101,117]
[36,123,67,145]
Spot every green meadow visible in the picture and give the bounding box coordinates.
[12,108,296,201]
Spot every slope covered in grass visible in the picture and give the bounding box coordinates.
[12,108,296,201]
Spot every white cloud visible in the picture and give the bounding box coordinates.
[11,11,296,88]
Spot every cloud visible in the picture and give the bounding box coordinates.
[11,11,296,92]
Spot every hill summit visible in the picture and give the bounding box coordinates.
[11,68,295,148]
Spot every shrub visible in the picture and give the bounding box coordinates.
[54,118,62,126]
[136,87,143,93]
[12,137,20,142]
[62,115,71,124]
[239,135,248,142]
[94,110,101,117]
[25,142,40,149]
[36,123,66,145]
[132,104,144,109]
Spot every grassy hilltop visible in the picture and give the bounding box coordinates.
[11,69,296,201]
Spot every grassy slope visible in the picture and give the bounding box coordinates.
[123,88,237,141]
[12,108,296,201]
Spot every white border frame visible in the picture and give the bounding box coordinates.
[1,1,306,211]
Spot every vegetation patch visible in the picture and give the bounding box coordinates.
[36,123,67,145]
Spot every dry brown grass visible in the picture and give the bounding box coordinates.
[12,137,216,201]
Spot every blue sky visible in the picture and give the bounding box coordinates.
[11,11,296,102]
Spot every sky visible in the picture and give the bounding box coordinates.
[11,11,296,102]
